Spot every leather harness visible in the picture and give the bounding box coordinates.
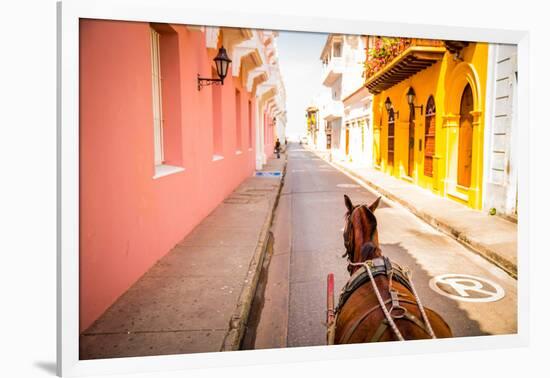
[328,256,434,344]
[336,256,413,312]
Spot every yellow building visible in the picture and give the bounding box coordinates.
[306,106,319,146]
[366,38,488,209]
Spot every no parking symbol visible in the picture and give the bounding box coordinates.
[429,274,505,303]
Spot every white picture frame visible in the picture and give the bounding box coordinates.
[57,0,530,376]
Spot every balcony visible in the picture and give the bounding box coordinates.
[322,57,343,86]
[364,38,447,94]
[322,100,344,120]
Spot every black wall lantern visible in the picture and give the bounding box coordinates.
[384,97,399,119]
[197,46,232,91]
[406,87,423,115]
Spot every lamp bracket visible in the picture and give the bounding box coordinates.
[197,75,223,91]
[409,103,424,116]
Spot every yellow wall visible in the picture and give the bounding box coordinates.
[372,43,488,209]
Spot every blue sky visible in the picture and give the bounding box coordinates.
[276,30,328,139]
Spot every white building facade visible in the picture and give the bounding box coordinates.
[343,86,373,165]
[316,34,373,164]
[483,44,518,219]
[238,30,286,169]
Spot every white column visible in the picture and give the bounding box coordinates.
[255,98,265,170]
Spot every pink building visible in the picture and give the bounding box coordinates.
[79,19,286,332]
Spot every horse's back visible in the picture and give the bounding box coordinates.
[334,278,452,344]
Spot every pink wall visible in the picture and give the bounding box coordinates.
[79,19,258,332]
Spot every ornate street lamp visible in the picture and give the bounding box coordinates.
[406,87,424,115]
[384,97,399,119]
[197,46,232,91]
[384,97,392,112]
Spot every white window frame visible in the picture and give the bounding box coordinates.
[235,88,242,152]
[150,28,164,166]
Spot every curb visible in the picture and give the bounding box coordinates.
[220,155,288,351]
[307,146,517,279]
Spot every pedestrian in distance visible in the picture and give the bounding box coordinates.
[275,138,281,159]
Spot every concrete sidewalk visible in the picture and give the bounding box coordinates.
[313,150,517,279]
[80,155,286,359]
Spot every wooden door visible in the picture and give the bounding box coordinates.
[376,118,381,166]
[458,84,473,187]
[424,96,436,177]
[408,107,415,177]
[388,110,395,167]
[326,121,332,150]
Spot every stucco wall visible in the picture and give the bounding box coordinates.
[79,19,257,332]
[371,42,489,209]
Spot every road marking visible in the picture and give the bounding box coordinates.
[336,183,360,188]
[429,274,505,303]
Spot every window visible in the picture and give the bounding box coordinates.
[424,96,436,177]
[248,100,253,149]
[151,28,164,166]
[150,25,183,178]
[333,42,342,58]
[235,89,242,151]
[388,109,395,167]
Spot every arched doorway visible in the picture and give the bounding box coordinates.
[424,96,436,177]
[458,84,473,187]
[407,105,415,177]
[443,61,484,209]
[387,108,395,168]
[375,116,382,166]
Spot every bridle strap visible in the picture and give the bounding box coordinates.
[343,204,378,268]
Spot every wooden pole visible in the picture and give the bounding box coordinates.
[327,273,335,326]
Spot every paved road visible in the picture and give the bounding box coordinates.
[244,143,517,349]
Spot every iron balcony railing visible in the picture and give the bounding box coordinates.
[364,38,447,94]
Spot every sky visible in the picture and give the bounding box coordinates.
[276,30,328,140]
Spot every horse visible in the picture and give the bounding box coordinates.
[327,194,452,344]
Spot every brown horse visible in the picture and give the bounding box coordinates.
[328,194,452,344]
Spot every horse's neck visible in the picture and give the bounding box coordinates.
[357,241,381,262]
[350,244,382,275]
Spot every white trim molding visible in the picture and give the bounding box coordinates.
[153,164,186,179]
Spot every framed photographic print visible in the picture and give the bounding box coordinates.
[57,0,529,376]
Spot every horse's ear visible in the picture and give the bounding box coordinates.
[344,194,354,213]
[369,196,382,213]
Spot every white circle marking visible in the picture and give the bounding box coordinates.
[429,274,505,303]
